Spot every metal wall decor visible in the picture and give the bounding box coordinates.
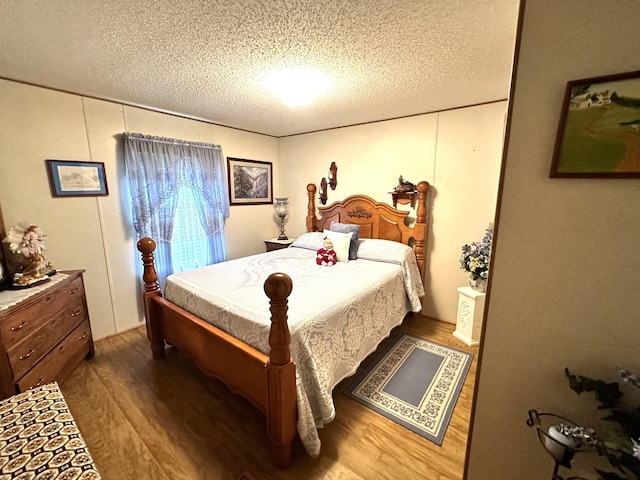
[318,162,337,205]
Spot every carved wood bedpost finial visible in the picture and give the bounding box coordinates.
[264,272,296,468]
[306,183,317,232]
[137,237,160,293]
[264,272,293,366]
[414,181,430,279]
[136,237,164,355]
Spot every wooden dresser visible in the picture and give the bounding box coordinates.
[0,270,94,399]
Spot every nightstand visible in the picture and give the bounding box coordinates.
[264,238,295,252]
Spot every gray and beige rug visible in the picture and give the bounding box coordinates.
[345,333,473,445]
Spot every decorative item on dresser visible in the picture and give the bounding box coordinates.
[0,270,94,400]
[3,221,55,288]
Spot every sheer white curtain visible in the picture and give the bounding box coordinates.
[123,133,229,287]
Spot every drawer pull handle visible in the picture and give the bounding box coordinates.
[78,333,88,340]
[71,309,82,317]
[34,377,45,388]
[19,348,34,360]
[68,288,79,295]
[11,321,28,331]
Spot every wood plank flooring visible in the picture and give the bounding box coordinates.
[60,315,478,480]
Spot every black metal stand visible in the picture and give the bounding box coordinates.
[527,410,597,480]
[277,214,288,240]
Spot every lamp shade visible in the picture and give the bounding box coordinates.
[274,197,289,217]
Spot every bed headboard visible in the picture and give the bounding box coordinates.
[305,181,430,280]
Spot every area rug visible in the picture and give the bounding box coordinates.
[345,334,473,445]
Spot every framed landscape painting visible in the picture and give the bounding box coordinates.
[550,70,640,178]
[46,160,109,196]
[227,157,273,205]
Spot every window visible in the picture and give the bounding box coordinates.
[123,133,229,286]
[171,184,210,272]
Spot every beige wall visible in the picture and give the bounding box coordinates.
[0,80,278,340]
[467,1,640,479]
[0,78,504,344]
[279,102,504,322]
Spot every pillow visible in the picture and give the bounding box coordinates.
[330,222,360,260]
[356,238,414,266]
[290,232,324,251]
[322,229,353,262]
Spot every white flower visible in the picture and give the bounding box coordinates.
[632,437,640,460]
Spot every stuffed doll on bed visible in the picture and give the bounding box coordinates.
[316,236,337,266]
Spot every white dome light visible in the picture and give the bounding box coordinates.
[265,67,330,107]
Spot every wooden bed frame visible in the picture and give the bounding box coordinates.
[136,180,429,468]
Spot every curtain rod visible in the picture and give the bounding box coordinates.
[122,132,221,150]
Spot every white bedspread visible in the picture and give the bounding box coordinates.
[164,238,424,457]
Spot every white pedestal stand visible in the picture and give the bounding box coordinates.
[453,286,486,346]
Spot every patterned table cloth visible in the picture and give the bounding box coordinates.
[0,382,101,480]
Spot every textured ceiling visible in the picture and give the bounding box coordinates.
[0,0,520,137]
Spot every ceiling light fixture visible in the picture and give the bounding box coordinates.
[265,67,330,107]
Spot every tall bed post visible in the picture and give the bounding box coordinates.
[306,183,317,232]
[414,181,430,279]
[136,238,165,358]
[264,273,297,469]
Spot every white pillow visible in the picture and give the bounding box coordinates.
[322,229,353,262]
[356,238,414,265]
[290,232,324,251]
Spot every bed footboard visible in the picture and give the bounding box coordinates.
[136,238,297,468]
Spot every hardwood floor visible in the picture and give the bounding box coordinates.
[60,315,478,480]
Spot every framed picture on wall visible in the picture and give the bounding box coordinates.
[227,157,273,205]
[46,160,109,196]
[550,70,640,178]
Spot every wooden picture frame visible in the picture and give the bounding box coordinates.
[46,160,109,197]
[550,70,640,178]
[227,157,273,205]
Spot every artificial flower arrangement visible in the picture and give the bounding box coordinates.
[565,367,640,479]
[4,222,54,286]
[459,223,493,282]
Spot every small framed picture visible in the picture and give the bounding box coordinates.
[227,157,273,205]
[46,160,109,197]
[551,70,640,178]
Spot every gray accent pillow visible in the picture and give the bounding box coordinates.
[330,222,360,260]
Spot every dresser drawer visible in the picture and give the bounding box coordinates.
[6,294,86,380]
[16,319,93,392]
[0,276,85,349]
